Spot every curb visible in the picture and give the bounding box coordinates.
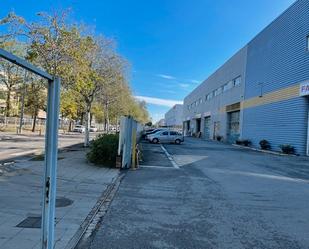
[65,172,125,249]
[232,144,297,157]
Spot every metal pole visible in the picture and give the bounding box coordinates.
[131,121,137,170]
[41,77,60,249]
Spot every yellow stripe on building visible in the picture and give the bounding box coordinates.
[242,84,300,109]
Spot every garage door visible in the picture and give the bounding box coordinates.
[204,116,211,139]
[227,111,240,143]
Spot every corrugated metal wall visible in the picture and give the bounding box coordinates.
[243,0,309,154]
[243,98,308,154]
[183,47,247,140]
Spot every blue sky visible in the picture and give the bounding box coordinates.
[1,0,295,122]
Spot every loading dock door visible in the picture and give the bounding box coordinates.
[204,116,211,139]
[227,111,240,143]
[196,118,201,133]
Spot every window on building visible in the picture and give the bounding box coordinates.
[233,76,241,86]
[214,87,222,96]
[223,83,229,92]
[227,80,233,89]
[206,93,213,101]
[307,35,309,51]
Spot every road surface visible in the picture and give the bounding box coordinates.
[0,132,97,162]
[85,138,309,249]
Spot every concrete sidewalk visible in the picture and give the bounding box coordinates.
[0,146,119,249]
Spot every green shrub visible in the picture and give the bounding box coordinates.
[87,134,119,167]
[259,139,271,150]
[236,139,251,146]
[279,144,295,154]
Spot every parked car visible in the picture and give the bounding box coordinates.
[90,126,98,132]
[73,125,85,133]
[145,128,168,140]
[142,128,156,139]
[148,130,184,144]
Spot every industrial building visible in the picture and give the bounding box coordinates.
[183,0,309,155]
[165,104,183,128]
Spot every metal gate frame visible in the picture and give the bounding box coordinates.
[0,48,60,249]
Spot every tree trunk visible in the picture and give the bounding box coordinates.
[68,120,72,132]
[84,105,91,147]
[104,102,109,133]
[32,113,37,132]
[5,89,11,117]
[80,112,84,125]
[18,84,26,134]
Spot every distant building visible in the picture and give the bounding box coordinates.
[156,118,166,127]
[183,0,309,155]
[165,104,183,127]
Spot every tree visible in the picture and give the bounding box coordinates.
[0,40,26,116]
[91,102,104,124]
[24,77,46,132]
[60,89,79,131]
[0,10,150,139]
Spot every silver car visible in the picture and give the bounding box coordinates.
[148,130,184,144]
[73,125,85,133]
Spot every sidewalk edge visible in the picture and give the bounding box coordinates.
[64,171,125,249]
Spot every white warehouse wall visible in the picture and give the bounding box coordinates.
[165,104,183,127]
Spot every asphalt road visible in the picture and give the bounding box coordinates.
[0,132,98,162]
[86,138,309,249]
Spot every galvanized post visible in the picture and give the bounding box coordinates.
[41,77,60,249]
[131,121,137,170]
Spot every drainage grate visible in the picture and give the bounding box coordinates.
[16,216,60,228]
[56,197,74,208]
[16,216,42,228]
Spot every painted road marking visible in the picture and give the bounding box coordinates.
[9,149,39,157]
[140,165,175,169]
[160,145,180,169]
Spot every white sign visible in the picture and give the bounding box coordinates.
[300,82,309,96]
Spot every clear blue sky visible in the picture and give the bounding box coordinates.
[1,0,295,122]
